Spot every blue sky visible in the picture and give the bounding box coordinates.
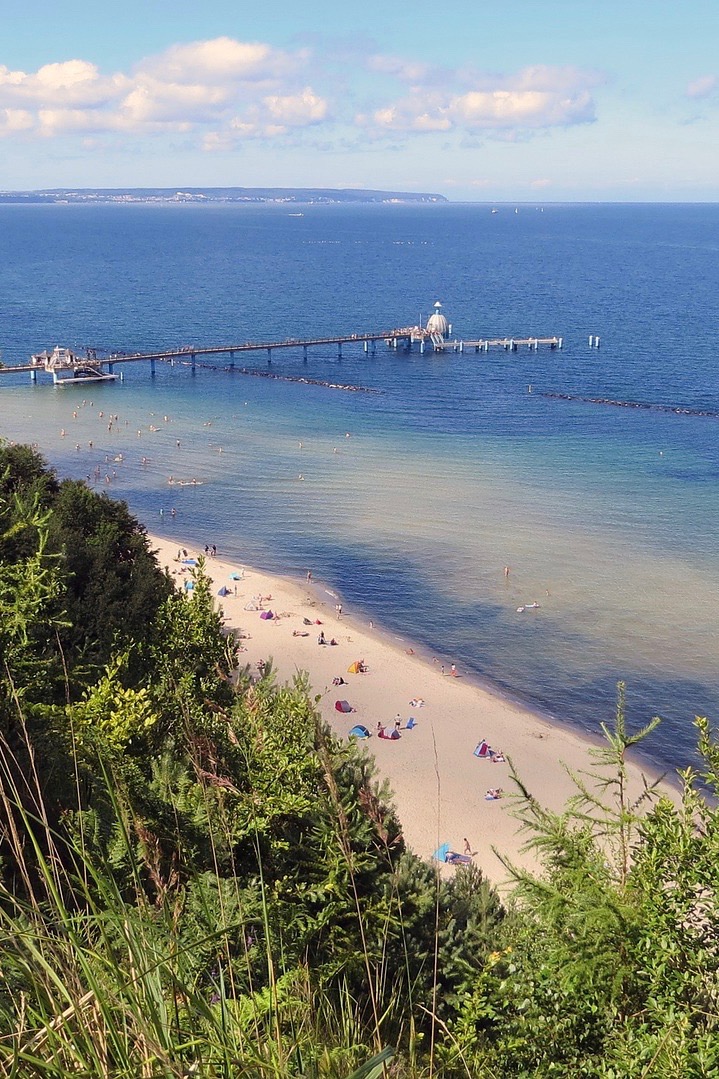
[1,0,717,199]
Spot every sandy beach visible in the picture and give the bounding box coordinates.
[150,532,675,887]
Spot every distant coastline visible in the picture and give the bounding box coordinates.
[0,186,448,206]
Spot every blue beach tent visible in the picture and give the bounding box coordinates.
[433,843,451,863]
[349,724,370,739]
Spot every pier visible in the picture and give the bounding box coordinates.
[0,331,413,383]
[0,301,563,385]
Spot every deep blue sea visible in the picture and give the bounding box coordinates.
[1,201,718,774]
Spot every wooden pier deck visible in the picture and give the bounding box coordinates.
[448,336,563,352]
[0,329,414,380]
[0,326,563,383]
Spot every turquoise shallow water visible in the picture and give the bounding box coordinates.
[1,202,718,771]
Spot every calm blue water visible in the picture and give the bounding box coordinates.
[1,202,718,773]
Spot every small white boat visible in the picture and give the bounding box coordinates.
[516,602,540,613]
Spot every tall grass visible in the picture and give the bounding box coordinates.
[0,712,423,1078]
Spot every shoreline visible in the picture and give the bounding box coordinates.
[148,530,679,887]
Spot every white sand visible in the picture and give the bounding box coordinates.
[151,533,676,888]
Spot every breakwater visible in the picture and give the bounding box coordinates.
[180,360,382,394]
[541,391,719,421]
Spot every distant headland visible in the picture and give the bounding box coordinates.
[0,187,448,206]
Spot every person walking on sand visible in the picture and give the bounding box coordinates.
[504,565,510,579]
[463,838,472,856]
[307,570,312,583]
[450,663,458,677]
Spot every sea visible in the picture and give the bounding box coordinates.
[1,200,718,776]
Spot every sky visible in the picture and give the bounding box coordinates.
[0,0,717,200]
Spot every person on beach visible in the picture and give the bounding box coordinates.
[504,565,510,578]
[450,664,458,677]
[307,570,312,583]
[463,838,472,856]
[394,714,402,732]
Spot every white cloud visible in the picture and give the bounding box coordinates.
[264,87,328,126]
[213,88,329,142]
[0,107,33,134]
[0,60,128,109]
[686,75,717,100]
[120,79,230,126]
[0,37,328,144]
[138,36,304,85]
[360,64,599,137]
[0,43,598,149]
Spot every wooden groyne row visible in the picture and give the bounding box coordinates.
[541,392,719,420]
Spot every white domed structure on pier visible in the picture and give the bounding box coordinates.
[426,301,448,337]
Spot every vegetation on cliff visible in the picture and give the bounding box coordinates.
[0,442,717,1077]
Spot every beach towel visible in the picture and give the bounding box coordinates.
[335,700,354,713]
[445,851,472,865]
[406,717,417,730]
[474,739,492,758]
[181,558,197,566]
[259,610,274,620]
[349,724,370,739]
